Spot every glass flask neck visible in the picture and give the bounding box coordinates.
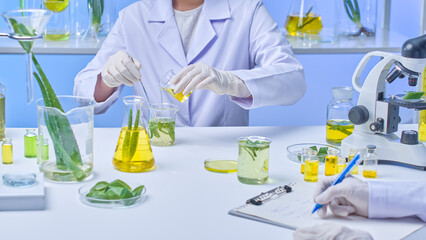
[332,86,354,102]
[123,96,145,129]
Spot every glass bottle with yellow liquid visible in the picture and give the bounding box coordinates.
[325,149,338,176]
[326,86,355,145]
[348,148,359,175]
[0,82,5,140]
[285,0,323,37]
[363,145,378,178]
[113,96,155,173]
[2,138,13,164]
[44,0,70,40]
[160,70,192,102]
[419,68,426,142]
[304,150,319,182]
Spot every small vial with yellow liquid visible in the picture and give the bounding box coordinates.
[325,149,338,176]
[363,145,378,178]
[24,129,37,158]
[419,67,426,142]
[304,151,319,182]
[336,156,346,173]
[300,148,310,174]
[2,138,13,164]
[348,148,359,174]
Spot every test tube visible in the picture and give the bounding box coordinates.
[2,138,13,164]
[336,155,346,173]
[348,148,359,174]
[363,145,378,178]
[325,149,338,176]
[304,150,319,182]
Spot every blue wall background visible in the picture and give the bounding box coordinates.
[0,0,423,128]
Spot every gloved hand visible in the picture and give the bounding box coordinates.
[101,51,142,87]
[171,62,251,98]
[314,176,369,218]
[293,223,373,240]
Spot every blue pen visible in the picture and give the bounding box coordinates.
[312,153,362,214]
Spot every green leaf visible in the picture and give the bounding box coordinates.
[402,91,425,100]
[129,110,140,160]
[109,179,131,191]
[91,181,109,191]
[122,109,132,160]
[132,185,145,197]
[120,188,134,199]
[309,146,318,152]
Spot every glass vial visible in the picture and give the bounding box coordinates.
[337,155,346,173]
[304,150,319,182]
[300,148,310,174]
[326,87,355,145]
[0,82,5,140]
[24,129,38,158]
[325,149,338,176]
[237,136,271,185]
[363,145,378,178]
[2,138,13,164]
[348,148,359,174]
[419,67,426,142]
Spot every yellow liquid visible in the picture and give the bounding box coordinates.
[113,127,155,173]
[204,160,238,173]
[326,120,354,145]
[238,143,269,185]
[348,154,359,174]
[0,95,4,139]
[285,14,323,36]
[44,1,69,13]
[363,169,377,178]
[2,144,13,164]
[337,163,346,173]
[304,160,318,182]
[45,32,70,41]
[420,68,426,142]
[301,163,304,174]
[325,155,337,176]
[163,88,192,102]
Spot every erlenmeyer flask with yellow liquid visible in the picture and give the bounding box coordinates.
[285,0,323,37]
[160,70,192,102]
[113,96,155,173]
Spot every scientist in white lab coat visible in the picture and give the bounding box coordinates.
[294,177,426,239]
[74,0,306,126]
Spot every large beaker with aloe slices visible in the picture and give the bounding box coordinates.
[148,103,179,147]
[237,136,271,185]
[113,96,155,173]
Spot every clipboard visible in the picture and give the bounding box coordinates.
[228,182,425,240]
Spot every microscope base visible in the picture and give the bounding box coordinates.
[341,131,426,171]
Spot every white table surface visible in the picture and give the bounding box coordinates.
[0,125,424,240]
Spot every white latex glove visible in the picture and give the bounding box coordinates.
[314,176,369,218]
[170,62,251,98]
[293,223,373,240]
[101,51,142,87]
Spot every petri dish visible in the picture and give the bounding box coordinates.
[286,143,340,163]
[204,160,238,173]
[3,173,37,188]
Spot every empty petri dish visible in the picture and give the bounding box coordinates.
[204,160,238,173]
[3,173,37,188]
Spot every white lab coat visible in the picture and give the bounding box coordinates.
[368,181,426,221]
[74,0,306,127]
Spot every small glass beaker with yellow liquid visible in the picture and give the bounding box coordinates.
[148,103,179,147]
[285,0,323,37]
[304,150,319,182]
[326,87,355,145]
[44,0,70,41]
[237,136,270,185]
[300,148,311,174]
[336,155,346,174]
[325,149,338,176]
[113,96,155,173]
[363,145,378,178]
[160,70,192,102]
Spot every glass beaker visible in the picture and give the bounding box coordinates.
[85,0,117,39]
[70,0,89,37]
[325,149,338,176]
[160,70,192,102]
[113,96,155,173]
[43,0,70,41]
[0,83,5,140]
[326,86,355,145]
[148,103,179,147]
[334,0,377,37]
[304,150,319,182]
[37,96,95,182]
[237,136,270,185]
[285,0,323,37]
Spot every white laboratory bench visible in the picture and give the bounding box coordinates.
[0,125,424,240]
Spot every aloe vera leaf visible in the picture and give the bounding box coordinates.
[344,0,355,21]
[89,0,104,33]
[132,185,145,197]
[129,110,140,160]
[403,91,425,100]
[122,109,132,160]
[109,179,132,191]
[9,19,34,53]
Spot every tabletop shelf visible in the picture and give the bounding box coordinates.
[0,29,408,55]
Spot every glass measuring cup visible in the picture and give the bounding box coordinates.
[160,70,192,102]
[148,103,179,146]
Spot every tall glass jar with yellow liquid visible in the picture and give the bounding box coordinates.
[113,96,155,173]
[326,86,355,145]
[419,68,426,142]
[285,0,323,37]
[44,0,70,41]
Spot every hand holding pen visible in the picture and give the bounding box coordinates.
[312,154,369,218]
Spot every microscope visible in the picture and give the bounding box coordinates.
[341,34,426,170]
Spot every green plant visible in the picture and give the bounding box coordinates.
[343,0,373,36]
[402,91,425,100]
[88,0,104,34]
[240,139,269,161]
[86,179,145,205]
[122,109,140,161]
[296,6,316,30]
